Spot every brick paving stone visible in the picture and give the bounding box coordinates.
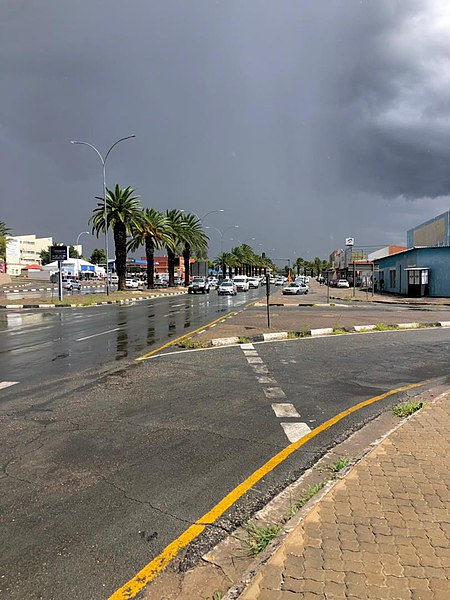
[238,395,450,600]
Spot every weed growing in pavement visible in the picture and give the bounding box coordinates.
[287,331,299,339]
[318,457,350,474]
[298,326,310,338]
[287,482,327,519]
[374,323,399,331]
[392,401,424,418]
[204,592,223,600]
[237,336,250,344]
[332,327,347,335]
[243,521,281,556]
[178,338,206,349]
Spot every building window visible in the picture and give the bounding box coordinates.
[389,269,396,288]
[408,270,420,285]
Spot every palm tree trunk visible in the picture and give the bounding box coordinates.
[183,244,190,286]
[114,223,127,291]
[145,236,155,289]
[167,248,176,286]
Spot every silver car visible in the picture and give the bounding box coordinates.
[282,282,309,295]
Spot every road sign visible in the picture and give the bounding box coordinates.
[50,246,68,261]
[345,237,354,246]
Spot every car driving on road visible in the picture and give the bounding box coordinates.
[248,276,260,288]
[233,275,250,292]
[282,282,309,295]
[217,280,237,296]
[63,279,81,291]
[188,277,210,294]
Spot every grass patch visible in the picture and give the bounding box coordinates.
[178,338,206,349]
[318,457,350,474]
[287,481,327,519]
[287,331,299,339]
[374,323,399,331]
[243,521,281,556]
[237,336,250,344]
[298,326,310,338]
[204,592,223,600]
[392,400,424,418]
[332,327,347,335]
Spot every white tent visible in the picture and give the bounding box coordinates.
[42,258,105,278]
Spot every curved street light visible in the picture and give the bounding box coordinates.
[205,225,239,255]
[181,209,224,222]
[70,134,136,294]
[76,231,90,247]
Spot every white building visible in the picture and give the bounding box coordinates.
[6,234,53,276]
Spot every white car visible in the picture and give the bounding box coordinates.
[217,280,237,296]
[233,276,250,291]
[248,276,260,289]
[125,278,139,289]
[282,282,309,295]
[337,279,350,288]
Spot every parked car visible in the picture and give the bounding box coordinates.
[63,279,81,291]
[217,280,237,296]
[336,279,350,288]
[108,274,119,284]
[282,282,309,295]
[233,275,250,292]
[188,277,210,294]
[248,276,260,289]
[125,278,140,289]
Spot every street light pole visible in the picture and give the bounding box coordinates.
[76,231,89,248]
[205,225,239,278]
[70,135,136,295]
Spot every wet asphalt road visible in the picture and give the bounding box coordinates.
[0,287,265,395]
[1,327,450,599]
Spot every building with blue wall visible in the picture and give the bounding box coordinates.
[375,247,450,297]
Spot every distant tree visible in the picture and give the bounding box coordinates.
[90,248,106,265]
[69,245,79,259]
[0,221,11,260]
[40,248,51,265]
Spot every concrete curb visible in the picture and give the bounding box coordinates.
[188,321,450,349]
[0,290,187,310]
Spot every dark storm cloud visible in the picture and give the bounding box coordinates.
[1,0,449,258]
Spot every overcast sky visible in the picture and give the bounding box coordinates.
[1,0,450,261]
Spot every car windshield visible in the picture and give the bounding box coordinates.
[192,278,203,283]
[222,282,232,287]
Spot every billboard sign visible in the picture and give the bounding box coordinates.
[50,246,68,261]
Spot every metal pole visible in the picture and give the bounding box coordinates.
[353,263,356,297]
[58,260,63,302]
[102,162,109,296]
[266,273,271,328]
[327,271,330,304]
[70,135,135,295]
[372,262,375,298]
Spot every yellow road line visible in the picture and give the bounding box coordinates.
[135,312,237,361]
[109,379,428,599]
[135,295,259,361]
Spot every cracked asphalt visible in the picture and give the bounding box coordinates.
[1,328,450,599]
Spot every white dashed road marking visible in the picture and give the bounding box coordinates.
[280,422,312,442]
[0,381,19,390]
[240,345,311,443]
[271,403,301,418]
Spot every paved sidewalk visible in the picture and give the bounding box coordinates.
[235,392,450,600]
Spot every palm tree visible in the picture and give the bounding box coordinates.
[90,184,142,291]
[128,208,171,289]
[179,213,209,286]
[164,209,186,287]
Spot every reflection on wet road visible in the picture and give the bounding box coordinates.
[0,289,264,391]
